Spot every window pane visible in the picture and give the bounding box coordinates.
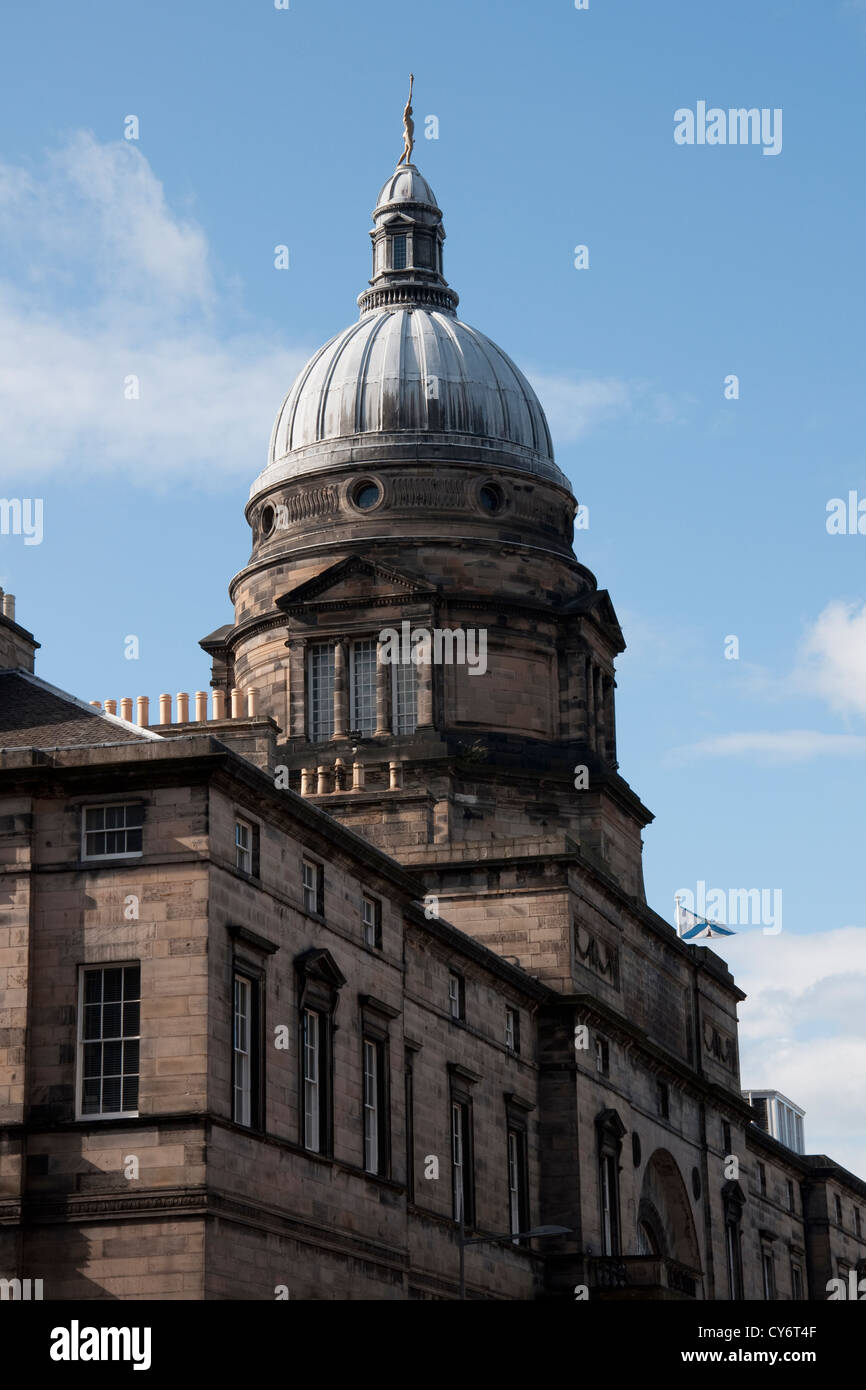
[80,966,140,1116]
[351,640,377,737]
[393,657,417,735]
[393,235,407,269]
[309,644,335,741]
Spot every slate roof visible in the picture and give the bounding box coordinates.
[0,670,162,749]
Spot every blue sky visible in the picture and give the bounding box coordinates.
[1,0,865,1169]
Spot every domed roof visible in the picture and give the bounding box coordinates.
[266,307,562,483]
[375,165,438,211]
[252,156,571,497]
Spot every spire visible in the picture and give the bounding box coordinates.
[358,82,459,316]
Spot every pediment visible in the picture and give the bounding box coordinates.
[276,554,437,616]
[564,588,625,650]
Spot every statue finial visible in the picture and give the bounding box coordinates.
[397,73,415,167]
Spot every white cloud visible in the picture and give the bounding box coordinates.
[0,133,308,484]
[526,372,632,443]
[796,599,866,718]
[720,927,866,1175]
[672,729,866,762]
[527,371,686,445]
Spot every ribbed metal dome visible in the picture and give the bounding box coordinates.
[252,159,571,498]
[374,165,438,211]
[268,308,555,470]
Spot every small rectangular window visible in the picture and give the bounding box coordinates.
[362,894,382,949]
[78,965,140,1118]
[657,1081,669,1120]
[595,1036,609,1075]
[302,859,324,916]
[856,1207,862,1238]
[722,1120,732,1155]
[448,972,464,1022]
[787,1179,796,1213]
[392,234,407,270]
[791,1263,804,1300]
[758,1162,767,1196]
[505,1007,519,1054]
[235,818,259,876]
[835,1194,843,1225]
[762,1249,776,1300]
[82,803,143,860]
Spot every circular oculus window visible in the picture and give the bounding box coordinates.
[352,480,382,510]
[479,483,504,514]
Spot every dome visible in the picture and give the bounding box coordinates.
[252,157,571,498]
[375,165,438,211]
[265,307,564,485]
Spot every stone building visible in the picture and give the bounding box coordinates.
[1,153,865,1300]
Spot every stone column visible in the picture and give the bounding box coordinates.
[375,640,390,736]
[416,655,433,729]
[333,639,348,739]
[286,640,306,740]
[585,655,595,752]
[595,668,606,761]
[607,677,618,766]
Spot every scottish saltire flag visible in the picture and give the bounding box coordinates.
[675,900,736,941]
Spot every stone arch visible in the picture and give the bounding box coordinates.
[637,1148,701,1269]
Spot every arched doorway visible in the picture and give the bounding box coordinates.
[637,1149,702,1273]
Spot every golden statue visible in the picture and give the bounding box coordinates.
[397,73,415,166]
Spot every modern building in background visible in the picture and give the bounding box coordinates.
[1,148,864,1299]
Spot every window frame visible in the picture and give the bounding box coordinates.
[595,1035,609,1075]
[656,1080,669,1120]
[349,637,378,738]
[302,858,325,917]
[361,893,382,950]
[391,654,418,735]
[80,802,144,862]
[307,642,336,742]
[450,1098,475,1226]
[505,1006,520,1055]
[761,1247,776,1300]
[302,1006,329,1154]
[76,962,141,1121]
[448,971,465,1023]
[507,1124,530,1242]
[362,1034,389,1176]
[232,966,263,1130]
[726,1218,743,1299]
[234,816,260,878]
[392,233,407,270]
